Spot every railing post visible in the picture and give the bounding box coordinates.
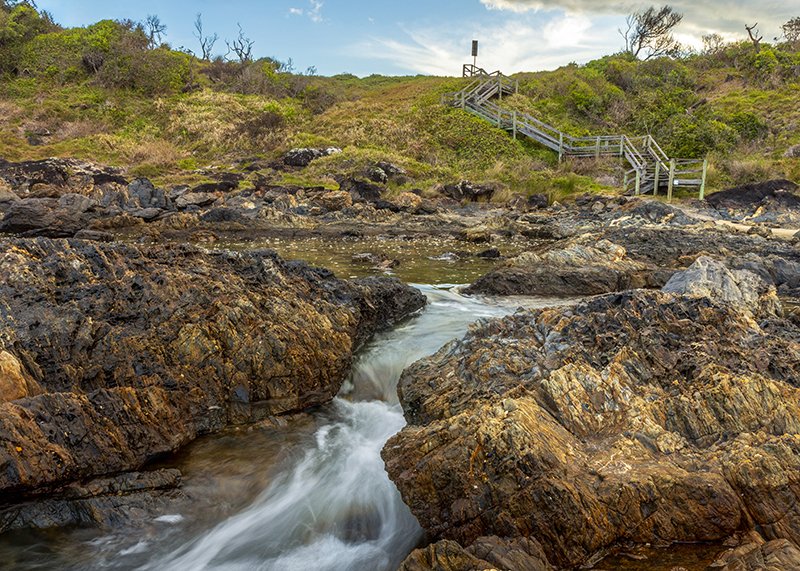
[653,160,660,196]
[699,158,708,200]
[512,111,517,140]
[667,159,676,203]
[461,92,465,110]
[498,79,502,101]
[595,136,600,159]
[558,133,564,163]
[623,171,629,191]
[635,170,641,196]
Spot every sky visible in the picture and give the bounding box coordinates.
[35,0,798,77]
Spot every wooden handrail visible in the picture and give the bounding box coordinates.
[444,65,708,200]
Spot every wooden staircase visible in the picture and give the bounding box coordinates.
[443,65,708,200]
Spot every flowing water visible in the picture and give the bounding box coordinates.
[0,285,559,571]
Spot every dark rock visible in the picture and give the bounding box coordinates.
[707,180,800,211]
[192,180,238,194]
[367,166,388,184]
[0,470,183,532]
[441,181,495,202]
[0,158,126,192]
[200,207,248,223]
[282,147,341,167]
[376,161,406,178]
[528,193,549,209]
[0,238,425,499]
[341,178,385,203]
[129,208,164,221]
[476,248,501,259]
[175,192,217,209]
[73,230,114,242]
[0,198,84,237]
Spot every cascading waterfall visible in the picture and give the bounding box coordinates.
[0,285,558,571]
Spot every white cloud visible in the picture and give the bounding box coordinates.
[288,1,324,23]
[479,0,796,40]
[350,14,609,76]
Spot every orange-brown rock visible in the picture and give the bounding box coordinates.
[385,262,800,569]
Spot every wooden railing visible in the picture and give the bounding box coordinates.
[443,67,708,201]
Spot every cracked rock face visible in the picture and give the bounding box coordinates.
[0,238,425,498]
[385,265,800,569]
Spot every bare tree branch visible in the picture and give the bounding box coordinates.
[745,23,763,53]
[193,13,218,60]
[226,23,254,64]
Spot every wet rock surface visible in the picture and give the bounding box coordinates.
[0,238,425,506]
[386,262,800,569]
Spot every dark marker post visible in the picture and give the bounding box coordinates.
[472,40,479,68]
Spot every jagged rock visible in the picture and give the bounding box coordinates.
[465,238,657,296]
[128,207,163,221]
[0,158,127,193]
[367,166,388,184]
[175,192,217,209]
[393,192,423,211]
[0,198,86,237]
[0,238,425,499]
[282,147,341,167]
[342,178,385,203]
[528,193,549,209]
[384,268,800,569]
[317,191,353,211]
[441,181,495,202]
[127,179,167,210]
[72,230,114,242]
[712,538,800,570]
[0,469,183,532]
[399,537,552,571]
[662,255,779,315]
[0,183,19,204]
[476,248,501,259]
[199,207,249,224]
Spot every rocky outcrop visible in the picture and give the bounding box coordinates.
[706,180,800,226]
[464,238,661,297]
[440,181,496,202]
[384,262,800,569]
[399,537,553,571]
[282,147,342,167]
[0,238,425,499]
[712,537,800,570]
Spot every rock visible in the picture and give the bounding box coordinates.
[282,147,342,167]
[476,248,501,259]
[0,198,85,237]
[175,192,217,209]
[192,179,239,194]
[200,207,249,224]
[129,207,163,221]
[441,181,495,202]
[747,224,773,238]
[528,193,549,209]
[662,256,778,315]
[394,192,423,211]
[384,285,800,569]
[712,539,800,570]
[127,179,167,210]
[458,227,492,244]
[0,238,425,499]
[0,183,19,204]
[0,158,127,193]
[784,145,800,158]
[367,166,388,184]
[342,178,385,203]
[73,230,114,242]
[465,238,655,296]
[0,349,41,403]
[707,180,800,214]
[618,199,696,226]
[0,469,184,532]
[399,537,552,571]
[318,191,353,212]
[376,161,406,178]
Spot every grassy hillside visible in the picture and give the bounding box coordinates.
[0,2,798,199]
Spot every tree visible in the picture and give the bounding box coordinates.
[226,23,253,63]
[143,14,166,48]
[620,5,684,60]
[781,17,800,47]
[193,13,217,60]
[701,33,726,55]
[745,23,763,53]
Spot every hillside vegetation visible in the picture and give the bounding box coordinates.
[1,1,798,199]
